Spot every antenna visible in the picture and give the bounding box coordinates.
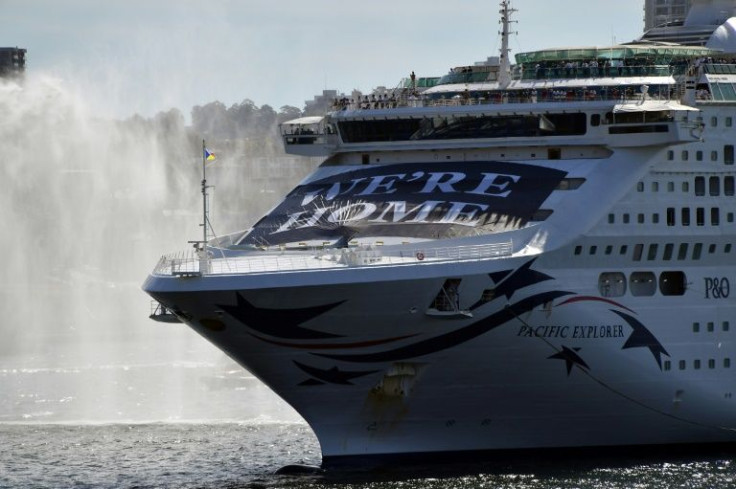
[498,0,517,89]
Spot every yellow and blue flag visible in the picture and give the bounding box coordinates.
[204,148,216,161]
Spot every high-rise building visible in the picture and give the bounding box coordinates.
[644,0,694,31]
[0,47,25,78]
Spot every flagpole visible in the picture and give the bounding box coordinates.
[201,139,208,249]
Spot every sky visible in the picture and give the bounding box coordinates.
[1,0,645,119]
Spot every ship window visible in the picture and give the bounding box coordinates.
[591,114,600,126]
[712,151,719,162]
[548,148,561,160]
[682,150,688,161]
[712,117,718,127]
[694,322,700,333]
[667,181,675,192]
[574,246,582,255]
[725,358,731,368]
[589,246,597,255]
[679,360,686,370]
[652,182,659,192]
[633,243,643,261]
[637,182,644,192]
[682,182,689,192]
[664,360,671,371]
[623,214,630,224]
[711,208,720,226]
[682,208,690,226]
[709,243,717,254]
[724,321,730,332]
[693,243,703,260]
[630,272,656,296]
[725,176,734,195]
[694,359,701,370]
[710,176,720,196]
[709,359,716,369]
[707,321,715,332]
[556,178,585,190]
[361,154,370,165]
[638,214,645,224]
[667,207,675,226]
[696,151,703,161]
[608,214,615,224]
[605,245,613,255]
[530,209,553,221]
[727,244,733,253]
[599,272,626,297]
[663,243,674,261]
[659,271,686,296]
[647,244,658,260]
[729,213,734,223]
[620,245,628,255]
[678,243,689,260]
[667,150,674,161]
[652,213,660,224]
[725,145,734,165]
[727,117,733,127]
[695,176,705,196]
[696,207,705,226]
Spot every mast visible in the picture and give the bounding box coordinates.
[498,0,516,89]
[201,139,209,249]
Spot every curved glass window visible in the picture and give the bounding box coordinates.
[599,272,626,297]
[659,271,686,296]
[630,272,656,296]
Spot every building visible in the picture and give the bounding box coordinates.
[644,0,694,31]
[0,47,26,78]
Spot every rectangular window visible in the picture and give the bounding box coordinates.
[694,322,700,333]
[652,182,659,192]
[623,214,630,224]
[633,243,644,261]
[725,358,731,368]
[574,246,582,255]
[695,176,705,196]
[725,176,735,196]
[638,213,645,224]
[696,150,703,161]
[663,243,674,261]
[696,207,705,226]
[728,117,733,127]
[682,182,689,192]
[668,181,675,192]
[652,213,659,224]
[667,150,674,161]
[693,243,703,260]
[608,214,615,224]
[710,176,720,196]
[726,145,734,165]
[605,245,613,255]
[707,321,715,332]
[712,151,719,162]
[647,244,658,260]
[682,208,690,226]
[589,246,597,255]
[620,245,628,255]
[667,207,676,226]
[724,321,730,332]
[682,150,689,161]
[694,359,701,370]
[712,207,720,226]
[678,243,689,260]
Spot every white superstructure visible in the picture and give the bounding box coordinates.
[144,1,736,467]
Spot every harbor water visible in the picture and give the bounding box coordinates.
[2,357,736,489]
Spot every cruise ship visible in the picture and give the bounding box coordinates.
[144,1,736,466]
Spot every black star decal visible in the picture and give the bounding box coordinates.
[548,346,590,376]
[294,361,378,385]
[488,258,554,300]
[217,293,344,340]
[612,310,669,370]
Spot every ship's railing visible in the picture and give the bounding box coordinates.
[151,241,513,277]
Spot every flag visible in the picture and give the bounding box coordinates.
[204,148,216,161]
